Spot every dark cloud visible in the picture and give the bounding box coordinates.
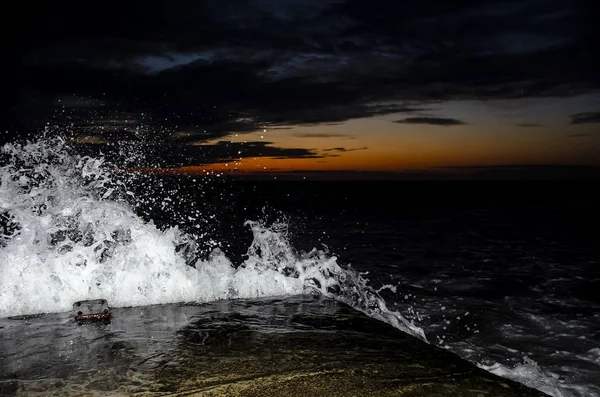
[517,123,542,127]
[73,140,324,168]
[569,111,600,125]
[394,117,466,126]
[323,147,368,152]
[3,0,599,162]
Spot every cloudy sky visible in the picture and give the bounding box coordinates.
[3,0,600,179]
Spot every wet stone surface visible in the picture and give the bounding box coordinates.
[0,296,546,396]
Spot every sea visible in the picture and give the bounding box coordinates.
[0,137,599,396]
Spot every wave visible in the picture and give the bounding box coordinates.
[4,136,595,397]
[0,137,425,341]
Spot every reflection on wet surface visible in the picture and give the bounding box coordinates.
[0,296,545,396]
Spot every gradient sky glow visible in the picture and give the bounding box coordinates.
[155,94,600,176]
[3,0,600,179]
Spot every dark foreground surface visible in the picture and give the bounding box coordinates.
[0,296,545,397]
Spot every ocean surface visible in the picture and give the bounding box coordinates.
[1,138,599,396]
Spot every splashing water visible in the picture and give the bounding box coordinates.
[3,136,597,397]
[0,137,425,341]
[479,357,595,397]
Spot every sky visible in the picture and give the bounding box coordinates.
[2,0,600,180]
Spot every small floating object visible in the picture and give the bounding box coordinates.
[73,299,111,325]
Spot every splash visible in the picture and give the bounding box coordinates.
[0,137,425,341]
[478,357,600,397]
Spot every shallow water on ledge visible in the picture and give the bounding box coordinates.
[0,296,545,397]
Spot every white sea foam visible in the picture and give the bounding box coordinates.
[578,348,600,365]
[478,356,600,397]
[3,137,595,397]
[0,137,425,341]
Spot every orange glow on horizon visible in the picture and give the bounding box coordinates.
[120,105,600,177]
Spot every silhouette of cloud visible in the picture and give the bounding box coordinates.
[2,0,599,173]
[323,147,368,152]
[394,117,466,126]
[3,0,598,144]
[74,140,325,168]
[570,111,600,125]
[517,123,542,127]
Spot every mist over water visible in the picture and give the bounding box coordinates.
[1,136,599,397]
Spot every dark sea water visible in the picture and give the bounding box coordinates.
[1,139,599,396]
[136,178,600,396]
